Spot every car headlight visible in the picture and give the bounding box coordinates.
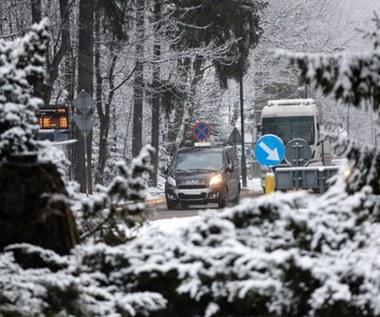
[342,166,352,180]
[209,174,223,186]
[167,176,176,186]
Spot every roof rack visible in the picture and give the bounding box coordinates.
[267,98,316,106]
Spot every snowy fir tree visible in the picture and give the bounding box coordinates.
[0,20,159,316]
[0,18,49,160]
[0,19,79,255]
[74,144,155,244]
[4,10,380,317]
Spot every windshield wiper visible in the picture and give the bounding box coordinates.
[174,168,219,172]
[185,168,217,171]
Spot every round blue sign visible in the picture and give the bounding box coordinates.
[254,134,285,167]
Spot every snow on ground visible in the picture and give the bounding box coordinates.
[144,178,264,234]
[146,177,263,201]
[146,216,198,234]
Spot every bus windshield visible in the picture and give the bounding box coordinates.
[171,151,224,171]
[262,116,315,145]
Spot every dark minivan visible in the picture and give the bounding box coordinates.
[165,145,241,209]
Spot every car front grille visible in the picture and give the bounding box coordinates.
[178,193,207,200]
[177,185,208,190]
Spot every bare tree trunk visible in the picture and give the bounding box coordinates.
[179,58,203,148]
[95,16,117,184]
[44,0,71,105]
[31,0,42,23]
[64,42,75,181]
[230,101,240,127]
[151,0,161,186]
[72,0,94,194]
[166,104,185,156]
[94,4,105,184]
[132,1,145,158]
[31,0,71,106]
[123,108,133,158]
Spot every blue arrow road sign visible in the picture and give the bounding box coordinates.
[254,134,285,167]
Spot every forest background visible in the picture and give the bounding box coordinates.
[2,1,380,316]
[0,0,377,192]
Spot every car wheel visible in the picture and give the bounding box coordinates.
[181,202,189,210]
[218,188,228,208]
[166,200,177,210]
[232,184,241,205]
[232,194,240,206]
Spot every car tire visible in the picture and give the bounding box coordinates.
[218,188,228,208]
[232,194,240,206]
[166,200,177,210]
[232,184,241,205]
[181,202,189,210]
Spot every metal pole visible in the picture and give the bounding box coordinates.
[370,104,374,145]
[240,71,247,188]
[83,106,89,197]
[347,104,350,137]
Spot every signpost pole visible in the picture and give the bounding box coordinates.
[72,90,95,196]
[83,109,89,197]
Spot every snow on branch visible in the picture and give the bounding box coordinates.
[76,145,155,243]
[0,18,50,159]
[276,16,380,111]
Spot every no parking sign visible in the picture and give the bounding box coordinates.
[192,122,211,141]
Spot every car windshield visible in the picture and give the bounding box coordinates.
[171,151,224,171]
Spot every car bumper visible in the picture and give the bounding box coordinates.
[165,186,224,205]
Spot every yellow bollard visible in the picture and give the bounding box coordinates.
[265,172,275,195]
